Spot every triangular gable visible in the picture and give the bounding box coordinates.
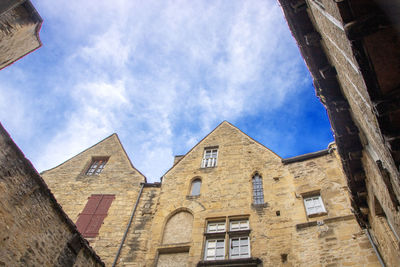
[161,121,281,179]
[41,133,147,182]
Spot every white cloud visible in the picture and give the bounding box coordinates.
[12,0,311,181]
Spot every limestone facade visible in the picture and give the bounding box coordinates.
[277,0,400,265]
[41,134,146,266]
[42,121,382,266]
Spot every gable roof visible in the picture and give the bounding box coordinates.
[41,133,147,182]
[160,121,282,179]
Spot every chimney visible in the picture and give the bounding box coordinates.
[173,155,184,166]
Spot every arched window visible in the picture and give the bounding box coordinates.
[252,173,264,204]
[191,179,201,196]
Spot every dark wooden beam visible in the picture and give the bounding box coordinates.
[344,14,390,41]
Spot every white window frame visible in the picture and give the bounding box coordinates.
[304,195,326,216]
[201,148,218,168]
[229,236,251,259]
[207,222,226,233]
[204,239,225,260]
[230,220,249,231]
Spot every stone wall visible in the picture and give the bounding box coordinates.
[305,0,400,264]
[137,121,380,266]
[41,134,146,266]
[0,0,42,69]
[0,123,103,266]
[117,185,161,266]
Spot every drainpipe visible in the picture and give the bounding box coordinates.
[112,182,145,267]
[364,228,385,267]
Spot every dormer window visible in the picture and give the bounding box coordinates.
[202,148,218,168]
[86,157,108,175]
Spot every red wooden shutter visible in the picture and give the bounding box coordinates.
[75,194,115,238]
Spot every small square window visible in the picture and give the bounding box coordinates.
[304,195,326,216]
[86,157,108,175]
[207,222,226,233]
[230,219,249,231]
[202,148,218,168]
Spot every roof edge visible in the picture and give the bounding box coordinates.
[282,148,330,164]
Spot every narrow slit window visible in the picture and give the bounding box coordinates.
[252,174,264,204]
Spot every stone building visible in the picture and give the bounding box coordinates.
[41,121,381,266]
[277,0,400,265]
[0,123,104,266]
[0,0,42,70]
[40,134,147,266]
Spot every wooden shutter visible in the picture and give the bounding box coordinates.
[75,194,115,238]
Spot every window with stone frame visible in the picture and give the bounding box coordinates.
[191,179,202,196]
[204,239,225,261]
[303,195,326,216]
[204,218,251,261]
[252,173,264,204]
[229,236,250,259]
[201,147,218,168]
[207,221,226,233]
[85,157,109,175]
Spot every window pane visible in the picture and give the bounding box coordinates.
[240,238,248,245]
[216,248,224,255]
[191,180,201,196]
[231,247,239,255]
[232,239,239,246]
[207,250,215,256]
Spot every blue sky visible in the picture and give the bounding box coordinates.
[0,0,333,182]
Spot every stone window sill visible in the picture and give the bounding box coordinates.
[251,203,268,209]
[197,257,261,266]
[307,212,328,218]
[186,195,200,200]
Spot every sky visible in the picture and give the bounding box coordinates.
[0,0,333,182]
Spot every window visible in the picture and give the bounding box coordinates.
[201,148,218,168]
[204,218,250,261]
[191,179,202,196]
[86,157,108,175]
[230,236,250,259]
[75,194,115,237]
[252,174,264,204]
[207,222,226,233]
[205,239,225,260]
[304,195,326,216]
[230,219,249,231]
